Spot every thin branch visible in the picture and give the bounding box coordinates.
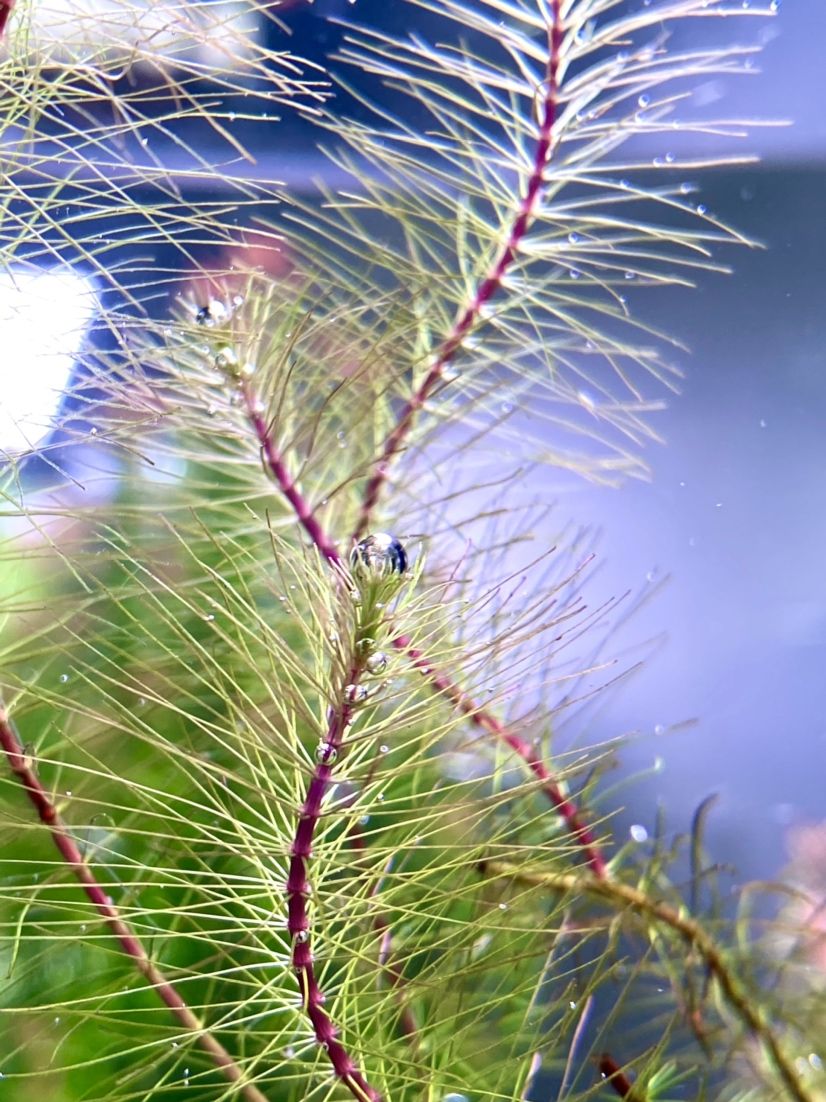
[352,0,564,539]
[480,860,813,1102]
[0,706,270,1102]
[286,658,383,1102]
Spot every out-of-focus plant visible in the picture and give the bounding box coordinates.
[0,2,822,1101]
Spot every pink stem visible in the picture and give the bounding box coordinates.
[353,2,564,539]
[394,635,608,880]
[0,707,270,1102]
[286,665,382,1102]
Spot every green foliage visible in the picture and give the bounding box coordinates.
[0,2,823,1102]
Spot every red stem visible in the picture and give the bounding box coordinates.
[285,665,382,1102]
[0,708,269,1102]
[394,635,607,879]
[353,2,564,539]
[0,0,13,39]
[241,380,340,565]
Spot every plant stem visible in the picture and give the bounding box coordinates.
[0,0,13,39]
[480,860,813,1102]
[241,379,340,565]
[597,1054,644,1100]
[352,1,564,539]
[395,634,607,879]
[237,380,608,878]
[0,706,270,1102]
[285,660,383,1102]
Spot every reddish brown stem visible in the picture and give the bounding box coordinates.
[394,635,607,879]
[237,382,608,878]
[241,379,340,565]
[353,2,564,540]
[0,0,13,38]
[0,707,269,1102]
[285,665,382,1102]
[598,1054,643,1100]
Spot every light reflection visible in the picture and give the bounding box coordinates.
[0,268,97,455]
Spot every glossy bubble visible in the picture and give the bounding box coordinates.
[350,533,407,576]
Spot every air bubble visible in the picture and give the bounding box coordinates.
[344,684,368,706]
[214,346,237,370]
[366,652,388,675]
[350,533,407,577]
[315,742,338,766]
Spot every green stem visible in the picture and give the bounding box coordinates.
[480,860,813,1102]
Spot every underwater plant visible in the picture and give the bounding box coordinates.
[0,1,823,1101]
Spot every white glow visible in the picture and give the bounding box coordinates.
[0,269,97,455]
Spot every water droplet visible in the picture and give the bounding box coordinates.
[759,417,767,428]
[624,270,636,280]
[498,902,507,911]
[630,824,648,843]
[680,181,696,195]
[59,673,69,684]
[665,152,676,164]
[295,929,310,944]
[344,684,368,706]
[443,1094,469,1102]
[315,742,338,765]
[442,366,460,383]
[377,793,385,802]
[654,723,665,735]
[359,814,370,826]
[638,93,651,108]
[183,1067,190,1086]
[203,613,215,622]
[240,361,256,378]
[568,231,584,245]
[696,203,708,215]
[809,1053,823,1071]
[379,744,389,754]
[366,652,387,675]
[214,346,237,370]
[90,426,98,435]
[283,1045,296,1058]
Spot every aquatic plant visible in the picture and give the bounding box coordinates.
[0,1,822,1100]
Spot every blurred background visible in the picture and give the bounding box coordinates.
[2,0,824,892]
